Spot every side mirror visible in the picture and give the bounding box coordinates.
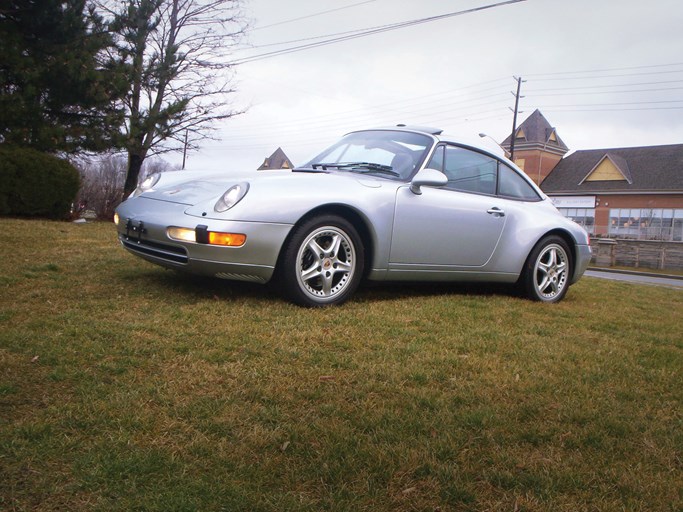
[410,168,448,195]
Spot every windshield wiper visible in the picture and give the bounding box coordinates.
[310,162,337,170]
[311,161,400,176]
[292,167,328,173]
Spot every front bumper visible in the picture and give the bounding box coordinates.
[116,199,293,284]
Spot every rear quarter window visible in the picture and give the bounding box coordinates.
[498,164,541,201]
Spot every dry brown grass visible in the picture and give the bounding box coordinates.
[1,219,681,511]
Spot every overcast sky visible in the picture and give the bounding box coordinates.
[169,0,683,172]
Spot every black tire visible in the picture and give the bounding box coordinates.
[521,235,572,303]
[279,215,364,307]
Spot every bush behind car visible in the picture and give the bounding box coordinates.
[0,146,80,219]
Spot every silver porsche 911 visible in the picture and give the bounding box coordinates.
[114,126,591,306]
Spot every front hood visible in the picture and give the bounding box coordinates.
[142,179,229,205]
[132,170,395,223]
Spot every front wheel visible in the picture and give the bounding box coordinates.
[279,215,364,307]
[521,235,572,303]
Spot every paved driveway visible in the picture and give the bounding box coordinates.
[585,269,683,290]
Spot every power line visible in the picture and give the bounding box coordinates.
[231,95,512,138]
[222,60,682,150]
[230,0,526,66]
[224,98,513,142]
[249,1,379,32]
[534,106,683,112]
[222,71,679,147]
[219,96,515,149]
[519,64,683,119]
[530,70,683,82]
[229,76,512,132]
[526,79,683,93]
[533,100,683,108]
[524,62,683,78]
[529,86,683,97]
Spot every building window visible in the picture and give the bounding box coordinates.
[608,208,683,241]
[558,208,595,234]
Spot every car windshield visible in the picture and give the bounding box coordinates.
[299,130,434,180]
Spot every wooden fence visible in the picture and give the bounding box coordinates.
[591,239,683,271]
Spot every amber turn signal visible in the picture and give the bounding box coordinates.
[208,232,246,247]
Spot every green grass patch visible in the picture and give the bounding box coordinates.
[1,218,682,511]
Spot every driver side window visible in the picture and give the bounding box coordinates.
[426,144,541,200]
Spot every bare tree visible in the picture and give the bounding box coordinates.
[75,153,178,219]
[74,154,127,219]
[100,0,246,197]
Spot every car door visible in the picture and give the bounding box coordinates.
[389,145,508,268]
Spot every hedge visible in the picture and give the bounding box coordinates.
[0,146,80,219]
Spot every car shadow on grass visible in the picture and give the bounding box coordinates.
[355,281,522,304]
[118,267,522,305]
[119,267,279,303]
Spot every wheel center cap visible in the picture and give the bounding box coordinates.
[323,258,333,270]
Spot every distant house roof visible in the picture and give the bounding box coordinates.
[257,147,294,170]
[502,109,569,155]
[541,143,683,194]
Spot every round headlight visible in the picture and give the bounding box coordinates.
[215,182,249,212]
[140,173,161,189]
[132,173,161,197]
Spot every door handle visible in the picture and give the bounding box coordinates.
[487,207,505,217]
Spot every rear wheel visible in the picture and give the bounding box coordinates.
[279,215,364,307]
[522,235,572,303]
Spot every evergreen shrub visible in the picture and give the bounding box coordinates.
[0,146,80,219]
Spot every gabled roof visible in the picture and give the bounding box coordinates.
[579,153,632,184]
[501,109,569,154]
[257,147,294,170]
[541,143,683,193]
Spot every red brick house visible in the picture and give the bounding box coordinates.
[501,109,569,186]
[500,110,683,241]
[541,144,683,241]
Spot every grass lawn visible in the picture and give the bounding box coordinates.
[1,218,681,511]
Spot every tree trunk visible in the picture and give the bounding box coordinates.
[123,153,145,197]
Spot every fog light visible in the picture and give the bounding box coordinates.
[113,213,120,226]
[167,227,196,242]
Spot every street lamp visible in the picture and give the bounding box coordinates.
[478,133,510,158]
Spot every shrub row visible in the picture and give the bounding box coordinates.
[0,146,80,219]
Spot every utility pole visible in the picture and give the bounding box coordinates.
[508,76,525,161]
[182,129,189,170]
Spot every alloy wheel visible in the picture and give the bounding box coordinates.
[295,226,357,301]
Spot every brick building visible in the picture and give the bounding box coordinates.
[501,109,569,186]
[502,110,683,242]
[541,144,683,241]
